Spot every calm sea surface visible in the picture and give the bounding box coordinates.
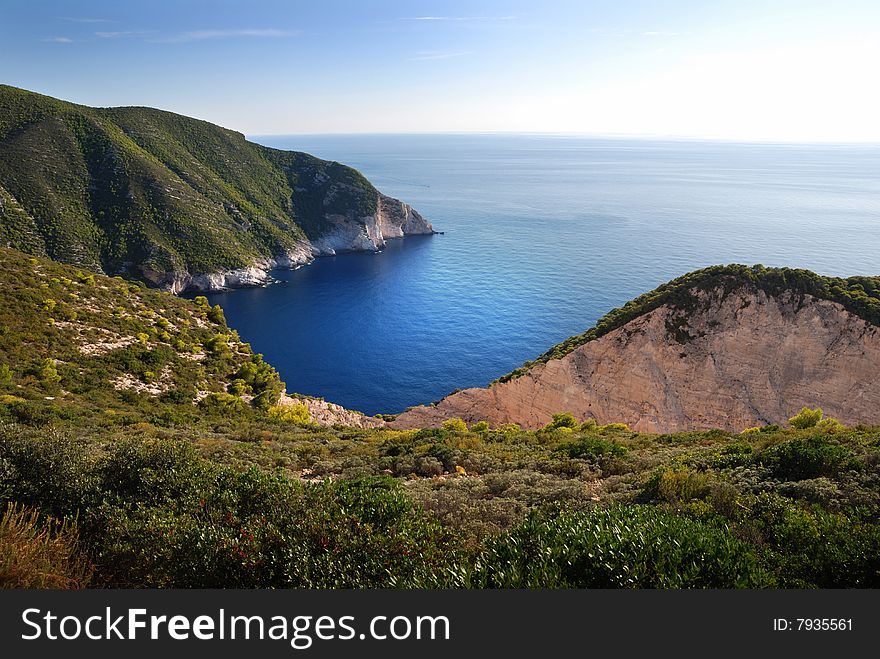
[205,135,880,415]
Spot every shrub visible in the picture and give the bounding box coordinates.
[228,379,251,396]
[268,403,311,425]
[544,412,578,431]
[0,503,92,588]
[40,359,61,388]
[746,494,880,587]
[0,365,11,387]
[207,304,226,326]
[554,436,627,460]
[816,417,844,433]
[469,506,770,588]
[789,407,823,429]
[758,436,856,481]
[470,421,490,433]
[442,418,468,433]
[0,427,98,517]
[599,422,631,432]
[198,393,247,417]
[579,418,598,431]
[643,466,711,504]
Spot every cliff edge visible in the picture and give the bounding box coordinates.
[392,266,880,432]
[0,85,434,293]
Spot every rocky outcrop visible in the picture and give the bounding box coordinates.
[309,193,434,256]
[392,285,880,433]
[277,393,385,429]
[159,194,434,293]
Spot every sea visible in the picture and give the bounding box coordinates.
[202,134,880,415]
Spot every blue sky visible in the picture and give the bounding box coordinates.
[2,0,879,140]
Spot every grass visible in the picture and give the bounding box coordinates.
[0,502,92,588]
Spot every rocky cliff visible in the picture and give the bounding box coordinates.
[277,393,385,429]
[393,266,880,432]
[0,85,434,294]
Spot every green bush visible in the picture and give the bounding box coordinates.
[554,436,627,460]
[207,304,226,326]
[758,435,856,481]
[0,427,98,517]
[0,365,12,387]
[468,506,770,588]
[198,392,247,417]
[745,494,880,587]
[544,412,578,430]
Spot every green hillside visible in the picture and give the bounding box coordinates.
[496,263,880,383]
[0,246,878,588]
[0,85,381,281]
[0,246,284,427]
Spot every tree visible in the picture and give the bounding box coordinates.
[0,364,12,387]
[40,359,61,391]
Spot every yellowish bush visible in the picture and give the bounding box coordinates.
[268,403,311,425]
[442,418,468,433]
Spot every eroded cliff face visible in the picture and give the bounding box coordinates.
[161,193,434,293]
[392,286,880,432]
[310,193,434,256]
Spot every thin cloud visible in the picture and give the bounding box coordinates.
[60,17,110,23]
[409,50,471,61]
[642,31,680,37]
[153,28,301,43]
[404,16,517,22]
[95,30,151,39]
[42,37,74,43]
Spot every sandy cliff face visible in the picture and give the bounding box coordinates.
[392,285,880,432]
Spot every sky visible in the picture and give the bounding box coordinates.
[1,0,879,141]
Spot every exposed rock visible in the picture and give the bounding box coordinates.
[392,286,880,432]
[277,393,386,429]
[158,198,434,293]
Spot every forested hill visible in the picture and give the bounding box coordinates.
[0,85,432,292]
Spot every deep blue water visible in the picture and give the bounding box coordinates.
[205,135,880,415]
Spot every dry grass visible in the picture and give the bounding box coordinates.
[0,503,92,588]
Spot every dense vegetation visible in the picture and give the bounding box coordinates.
[0,247,284,428]
[0,247,877,588]
[0,85,381,282]
[2,407,878,588]
[496,264,880,382]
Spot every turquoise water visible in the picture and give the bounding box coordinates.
[205,135,880,415]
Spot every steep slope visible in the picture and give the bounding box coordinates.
[393,265,880,432]
[0,85,433,292]
[0,246,379,427]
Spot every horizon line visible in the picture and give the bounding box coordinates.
[246,130,880,147]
